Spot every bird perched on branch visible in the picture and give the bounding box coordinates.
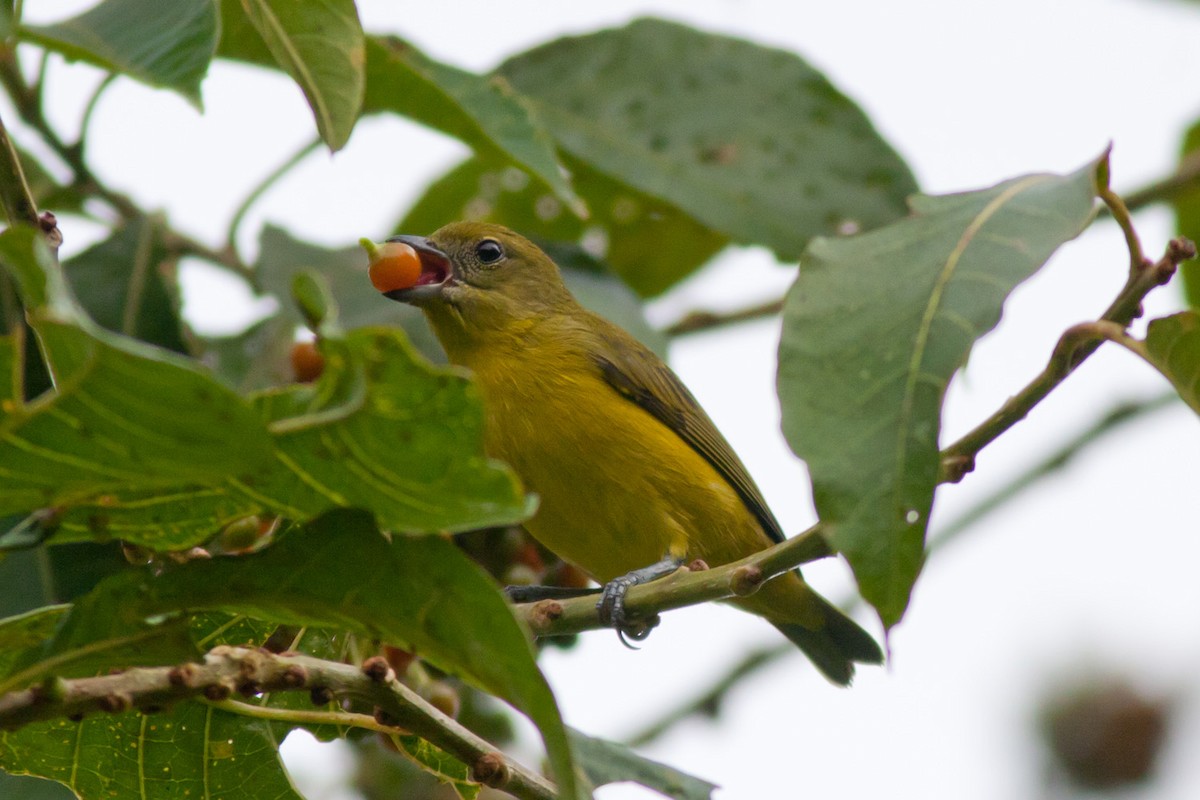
[378,221,881,684]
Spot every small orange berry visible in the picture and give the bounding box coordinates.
[289,341,324,383]
[365,241,422,293]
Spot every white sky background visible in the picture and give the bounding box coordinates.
[17,1,1200,798]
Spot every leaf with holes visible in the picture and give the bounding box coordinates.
[498,18,916,260]
[778,156,1101,626]
[20,0,217,106]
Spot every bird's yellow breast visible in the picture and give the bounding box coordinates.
[460,329,764,583]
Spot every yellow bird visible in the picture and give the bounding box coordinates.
[383,222,881,684]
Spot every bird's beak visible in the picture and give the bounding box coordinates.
[382,235,455,305]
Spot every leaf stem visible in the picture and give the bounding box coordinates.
[226,136,320,263]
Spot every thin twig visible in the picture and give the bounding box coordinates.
[665,296,785,337]
[517,523,831,638]
[0,646,558,800]
[939,235,1195,482]
[623,392,1178,746]
[226,136,321,263]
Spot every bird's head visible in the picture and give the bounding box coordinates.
[383,222,575,340]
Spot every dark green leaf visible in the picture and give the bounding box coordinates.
[1,334,16,406]
[363,36,580,214]
[570,729,716,800]
[47,509,577,798]
[498,18,916,262]
[0,606,68,679]
[0,772,75,800]
[0,702,302,800]
[398,156,727,297]
[218,0,364,150]
[1173,120,1200,308]
[777,158,1100,626]
[20,0,217,106]
[1118,312,1200,414]
[0,227,275,516]
[63,216,189,354]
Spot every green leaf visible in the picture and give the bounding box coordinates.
[0,772,74,800]
[247,326,529,533]
[0,226,275,516]
[1,334,17,407]
[20,0,217,107]
[497,18,916,261]
[389,734,480,799]
[398,156,727,297]
[48,509,578,799]
[0,606,68,679]
[63,216,189,354]
[365,36,581,215]
[218,0,364,150]
[0,701,302,800]
[1173,120,1200,308]
[570,729,716,800]
[1118,312,1200,414]
[777,158,1100,626]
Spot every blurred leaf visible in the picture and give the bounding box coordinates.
[398,156,727,297]
[0,226,275,516]
[0,606,67,678]
[777,158,1100,626]
[498,18,916,263]
[13,148,86,217]
[570,729,716,799]
[1116,312,1200,414]
[45,509,578,798]
[0,701,302,800]
[20,0,217,106]
[1172,120,1200,308]
[217,0,364,150]
[0,772,74,800]
[365,36,581,214]
[198,315,298,392]
[63,217,189,354]
[1,333,16,405]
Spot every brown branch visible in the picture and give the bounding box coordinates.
[665,296,785,337]
[0,646,557,800]
[517,522,831,638]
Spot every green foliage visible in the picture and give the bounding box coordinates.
[1173,120,1200,307]
[0,3,1196,799]
[19,0,218,106]
[777,158,1101,626]
[497,18,917,261]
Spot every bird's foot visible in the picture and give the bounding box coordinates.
[596,556,683,648]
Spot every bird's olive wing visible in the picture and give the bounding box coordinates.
[592,329,787,545]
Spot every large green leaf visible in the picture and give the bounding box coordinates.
[777,158,1100,626]
[498,18,917,261]
[63,217,189,355]
[0,227,275,516]
[1172,120,1200,308]
[20,0,217,106]
[398,156,727,297]
[0,701,302,800]
[42,510,578,799]
[364,36,581,214]
[218,0,364,150]
[1115,312,1200,414]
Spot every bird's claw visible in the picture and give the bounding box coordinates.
[597,574,661,648]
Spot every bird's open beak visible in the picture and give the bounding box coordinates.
[382,235,455,305]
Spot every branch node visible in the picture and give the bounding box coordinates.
[203,682,232,702]
[361,656,394,684]
[309,685,333,706]
[940,453,975,484]
[528,600,564,633]
[471,752,511,788]
[373,705,400,728]
[686,558,710,572]
[729,565,765,596]
[98,692,132,714]
[167,664,200,689]
[280,665,308,688]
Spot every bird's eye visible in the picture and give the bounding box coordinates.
[475,239,504,264]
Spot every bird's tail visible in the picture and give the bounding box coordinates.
[762,588,883,686]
